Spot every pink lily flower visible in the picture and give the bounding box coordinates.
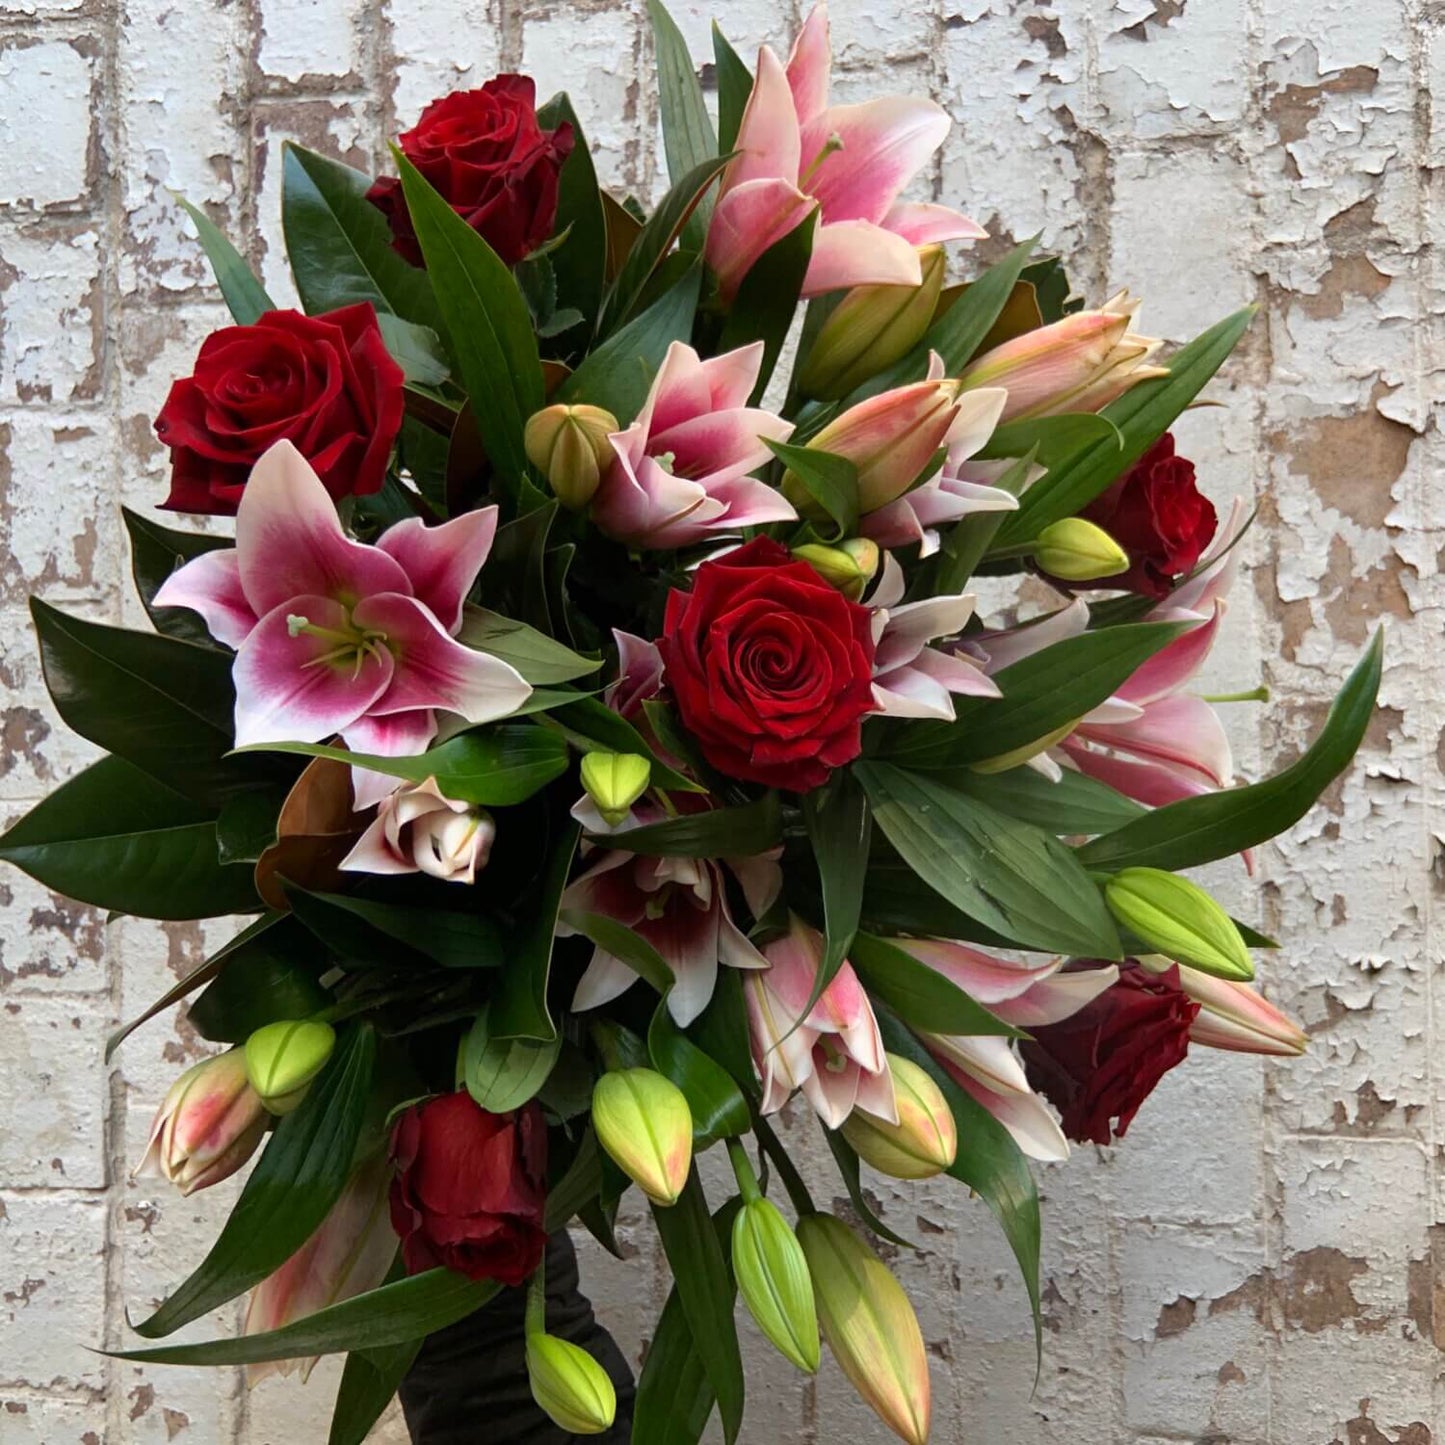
[341,777,496,883]
[905,938,1119,1161]
[1137,957,1306,1057]
[705,4,984,301]
[588,341,795,549]
[154,441,532,795]
[746,916,896,1129]
[243,1155,397,1383]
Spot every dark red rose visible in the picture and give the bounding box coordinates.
[1019,961,1200,1145]
[1079,433,1217,598]
[389,1092,548,1286]
[154,303,404,516]
[657,537,877,792]
[368,75,574,267]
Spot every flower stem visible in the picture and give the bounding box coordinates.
[1203,685,1270,704]
[525,1255,547,1339]
[752,1115,815,1217]
[727,1137,763,1205]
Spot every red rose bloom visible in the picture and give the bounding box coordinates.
[1081,433,1217,598]
[368,75,574,267]
[1019,961,1199,1145]
[657,537,877,792]
[389,1092,548,1286]
[154,303,404,516]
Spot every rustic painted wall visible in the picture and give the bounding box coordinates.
[0,0,1436,1441]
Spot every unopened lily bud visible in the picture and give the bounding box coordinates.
[524,403,619,509]
[526,1333,618,1435]
[799,245,947,400]
[591,1068,692,1206]
[1140,958,1307,1056]
[134,1050,267,1196]
[1034,518,1129,581]
[797,1213,931,1445]
[842,1054,957,1180]
[579,751,651,827]
[244,1018,336,1115]
[732,1198,820,1373]
[791,538,880,601]
[1104,868,1254,981]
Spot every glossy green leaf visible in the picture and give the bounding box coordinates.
[803,770,869,990]
[462,1005,562,1111]
[849,932,1019,1038]
[855,762,1121,958]
[648,0,718,249]
[536,94,607,332]
[0,755,257,919]
[979,411,1120,465]
[764,437,857,540]
[546,694,697,792]
[286,887,503,971]
[712,24,752,155]
[649,1008,750,1147]
[215,786,285,864]
[604,793,782,858]
[455,607,600,684]
[1080,628,1383,872]
[122,508,231,647]
[719,213,815,402]
[177,196,272,324]
[329,1337,421,1445]
[937,764,1146,836]
[135,1025,377,1337]
[686,968,755,1093]
[188,923,330,1042]
[858,856,1014,947]
[822,1129,915,1248]
[558,909,675,996]
[374,313,449,386]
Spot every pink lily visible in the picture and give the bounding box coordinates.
[154,441,531,801]
[746,916,896,1129]
[1137,957,1306,1056]
[559,808,779,1026]
[706,4,984,301]
[588,341,795,549]
[341,777,495,883]
[905,938,1118,1161]
[244,1156,397,1383]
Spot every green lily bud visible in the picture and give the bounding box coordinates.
[799,245,946,400]
[1104,867,1254,981]
[791,538,880,601]
[243,1018,336,1115]
[591,1068,693,1206]
[526,1333,617,1435]
[523,403,619,509]
[797,1213,931,1445]
[732,1198,820,1373]
[1033,517,1129,581]
[579,751,651,827]
[842,1054,957,1180]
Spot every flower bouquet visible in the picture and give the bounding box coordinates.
[1,4,1382,1442]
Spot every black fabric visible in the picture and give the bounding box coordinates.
[399,1231,635,1444]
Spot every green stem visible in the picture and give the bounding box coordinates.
[1203,685,1270,704]
[727,1137,763,1205]
[525,1255,547,1339]
[752,1115,815,1217]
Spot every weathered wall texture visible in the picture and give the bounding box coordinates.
[0,0,1437,1440]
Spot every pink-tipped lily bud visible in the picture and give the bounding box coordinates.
[134,1050,268,1196]
[591,1068,692,1206]
[783,378,962,517]
[959,290,1166,424]
[341,778,496,884]
[797,1213,931,1445]
[842,1053,957,1180]
[1104,868,1254,982]
[791,538,880,601]
[579,751,651,828]
[799,245,947,400]
[244,1018,336,1116]
[1033,518,1129,581]
[527,1333,618,1435]
[524,403,619,509]
[1139,958,1307,1056]
[733,1197,820,1373]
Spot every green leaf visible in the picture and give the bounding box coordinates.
[764,437,858,540]
[979,411,1120,465]
[188,921,330,1042]
[395,151,544,491]
[648,1009,750,1147]
[462,1005,562,1111]
[855,762,1121,958]
[651,1169,745,1443]
[286,887,504,971]
[559,909,675,996]
[879,621,1189,770]
[455,607,600,684]
[937,765,1145,836]
[712,24,752,155]
[238,725,570,807]
[546,694,698,792]
[822,1129,915,1249]
[555,264,701,424]
[215,786,285,864]
[177,196,273,324]
[375,313,449,386]
[718,214,815,403]
[632,1272,718,1445]
[1080,628,1383,872]
[536,95,607,332]
[329,1338,421,1445]
[849,932,1019,1037]
[604,793,782,858]
[996,306,1255,545]
[280,144,443,332]
[0,755,258,919]
[122,508,231,647]
[648,0,719,249]
[135,1025,377,1337]
[803,770,869,994]
[689,969,755,1092]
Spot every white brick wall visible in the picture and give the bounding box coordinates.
[0,1,1439,1441]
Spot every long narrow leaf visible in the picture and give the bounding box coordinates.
[177,197,272,324]
[536,95,607,331]
[648,0,718,248]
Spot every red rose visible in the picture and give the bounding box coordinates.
[154,303,404,516]
[657,537,877,792]
[368,75,574,267]
[1019,961,1199,1145]
[389,1092,548,1286]
[1080,433,1217,598]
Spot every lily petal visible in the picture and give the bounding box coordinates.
[376,508,498,634]
[803,97,951,225]
[804,218,922,296]
[728,45,802,194]
[786,2,831,127]
[153,548,256,649]
[882,200,987,245]
[707,179,818,300]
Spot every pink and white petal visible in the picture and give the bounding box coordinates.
[853,1062,899,1126]
[637,342,711,440]
[881,199,987,245]
[726,852,784,919]
[990,966,1120,1029]
[803,218,922,296]
[701,473,801,530]
[699,342,769,413]
[232,597,392,748]
[1076,694,1232,787]
[377,508,498,634]
[650,407,785,486]
[1116,604,1221,705]
[976,596,1088,672]
[717,900,771,973]
[727,46,802,194]
[153,547,257,649]
[859,497,929,552]
[1080,696,1146,726]
[571,948,641,1014]
[1060,741,1218,809]
[343,707,438,758]
[941,1062,1070,1162]
[785,2,831,128]
[943,385,1009,456]
[905,939,1061,1006]
[872,668,958,721]
[608,630,665,717]
[590,454,715,548]
[874,594,977,671]
[910,645,1000,697]
[803,97,951,224]
[1155,497,1248,619]
[355,593,532,724]
[931,477,1020,519]
[235,440,410,616]
[801,1060,861,1130]
[641,902,721,1026]
[707,180,818,300]
[869,551,907,610]
[339,816,415,876]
